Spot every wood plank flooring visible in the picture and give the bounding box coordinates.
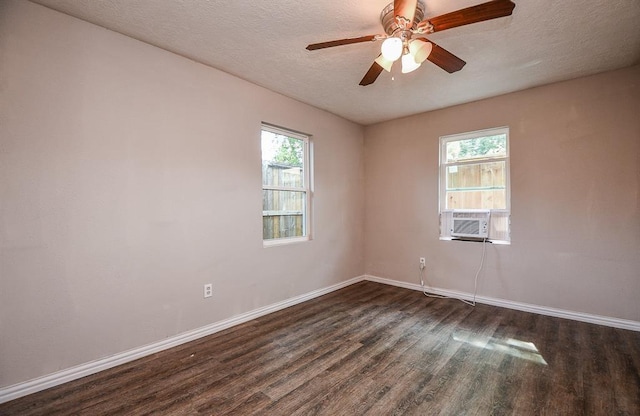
[2,281,639,415]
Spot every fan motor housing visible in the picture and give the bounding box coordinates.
[380,1,426,35]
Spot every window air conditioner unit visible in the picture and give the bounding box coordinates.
[451,210,490,238]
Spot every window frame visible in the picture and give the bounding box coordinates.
[439,126,511,244]
[261,123,312,247]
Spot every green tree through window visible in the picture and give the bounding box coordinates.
[273,137,303,167]
[458,134,506,158]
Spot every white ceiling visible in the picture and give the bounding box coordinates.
[30,0,640,125]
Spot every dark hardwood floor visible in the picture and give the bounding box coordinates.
[2,281,639,415]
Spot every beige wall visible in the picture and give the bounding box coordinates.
[0,1,364,388]
[364,65,640,322]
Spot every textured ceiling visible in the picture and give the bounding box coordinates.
[30,0,640,125]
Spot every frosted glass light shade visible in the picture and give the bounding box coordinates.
[381,37,402,62]
[401,53,421,73]
[374,55,393,72]
[409,39,433,64]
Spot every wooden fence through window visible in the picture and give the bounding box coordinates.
[263,163,304,239]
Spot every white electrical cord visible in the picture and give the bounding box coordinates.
[419,238,488,307]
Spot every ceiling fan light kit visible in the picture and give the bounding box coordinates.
[374,55,394,72]
[409,38,433,64]
[381,37,403,62]
[306,0,516,86]
[401,51,421,73]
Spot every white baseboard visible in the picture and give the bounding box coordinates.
[0,275,366,404]
[364,274,640,332]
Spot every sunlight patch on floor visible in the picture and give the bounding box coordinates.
[452,332,548,365]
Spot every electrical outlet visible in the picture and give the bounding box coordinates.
[204,283,213,298]
[419,257,426,270]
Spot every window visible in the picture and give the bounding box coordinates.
[439,127,510,243]
[261,124,311,245]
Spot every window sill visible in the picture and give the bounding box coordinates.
[263,236,310,248]
[439,237,510,245]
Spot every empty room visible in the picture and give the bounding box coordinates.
[1,0,639,414]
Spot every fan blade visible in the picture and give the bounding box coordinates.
[359,59,385,86]
[306,35,377,50]
[426,42,466,73]
[424,0,515,33]
[394,0,418,25]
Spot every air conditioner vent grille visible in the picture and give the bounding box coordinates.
[451,210,490,238]
[453,219,481,236]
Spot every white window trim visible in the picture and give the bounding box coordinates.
[439,126,511,244]
[261,123,312,247]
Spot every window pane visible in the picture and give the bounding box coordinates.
[446,134,507,163]
[262,190,306,239]
[446,161,506,209]
[261,130,304,187]
[445,189,506,210]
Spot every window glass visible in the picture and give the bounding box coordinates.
[261,132,305,187]
[440,128,510,243]
[261,125,311,243]
[262,190,306,239]
[445,161,506,210]
[445,134,507,162]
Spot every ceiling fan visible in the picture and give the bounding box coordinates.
[306,0,516,85]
